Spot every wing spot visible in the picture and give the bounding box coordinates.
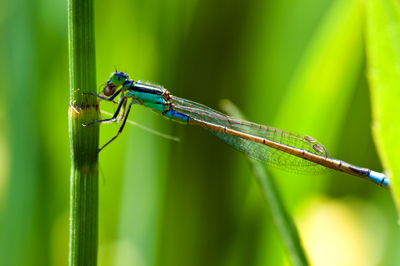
[313,144,325,153]
[304,135,317,143]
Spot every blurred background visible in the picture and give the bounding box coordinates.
[1,0,399,265]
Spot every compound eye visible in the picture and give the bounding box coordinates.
[122,72,130,80]
[103,85,116,97]
[110,72,127,87]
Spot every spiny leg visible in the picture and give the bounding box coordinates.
[83,95,127,127]
[118,92,127,121]
[98,100,134,155]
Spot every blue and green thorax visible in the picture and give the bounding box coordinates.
[122,80,192,124]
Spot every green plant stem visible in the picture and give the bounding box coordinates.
[68,0,99,265]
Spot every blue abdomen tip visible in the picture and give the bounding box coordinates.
[369,171,390,188]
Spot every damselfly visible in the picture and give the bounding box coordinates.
[83,71,390,190]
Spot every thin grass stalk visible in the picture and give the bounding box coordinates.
[68,0,99,265]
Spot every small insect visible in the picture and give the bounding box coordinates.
[83,71,390,190]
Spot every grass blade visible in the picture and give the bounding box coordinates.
[220,99,310,266]
[364,0,400,211]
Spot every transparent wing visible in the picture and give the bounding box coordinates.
[171,96,331,175]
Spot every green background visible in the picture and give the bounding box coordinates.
[1,0,399,265]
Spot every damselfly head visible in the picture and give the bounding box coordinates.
[108,72,129,87]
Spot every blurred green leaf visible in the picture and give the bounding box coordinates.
[0,0,41,265]
[273,0,364,196]
[221,99,309,266]
[364,0,400,210]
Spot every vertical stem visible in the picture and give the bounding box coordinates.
[68,0,99,265]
